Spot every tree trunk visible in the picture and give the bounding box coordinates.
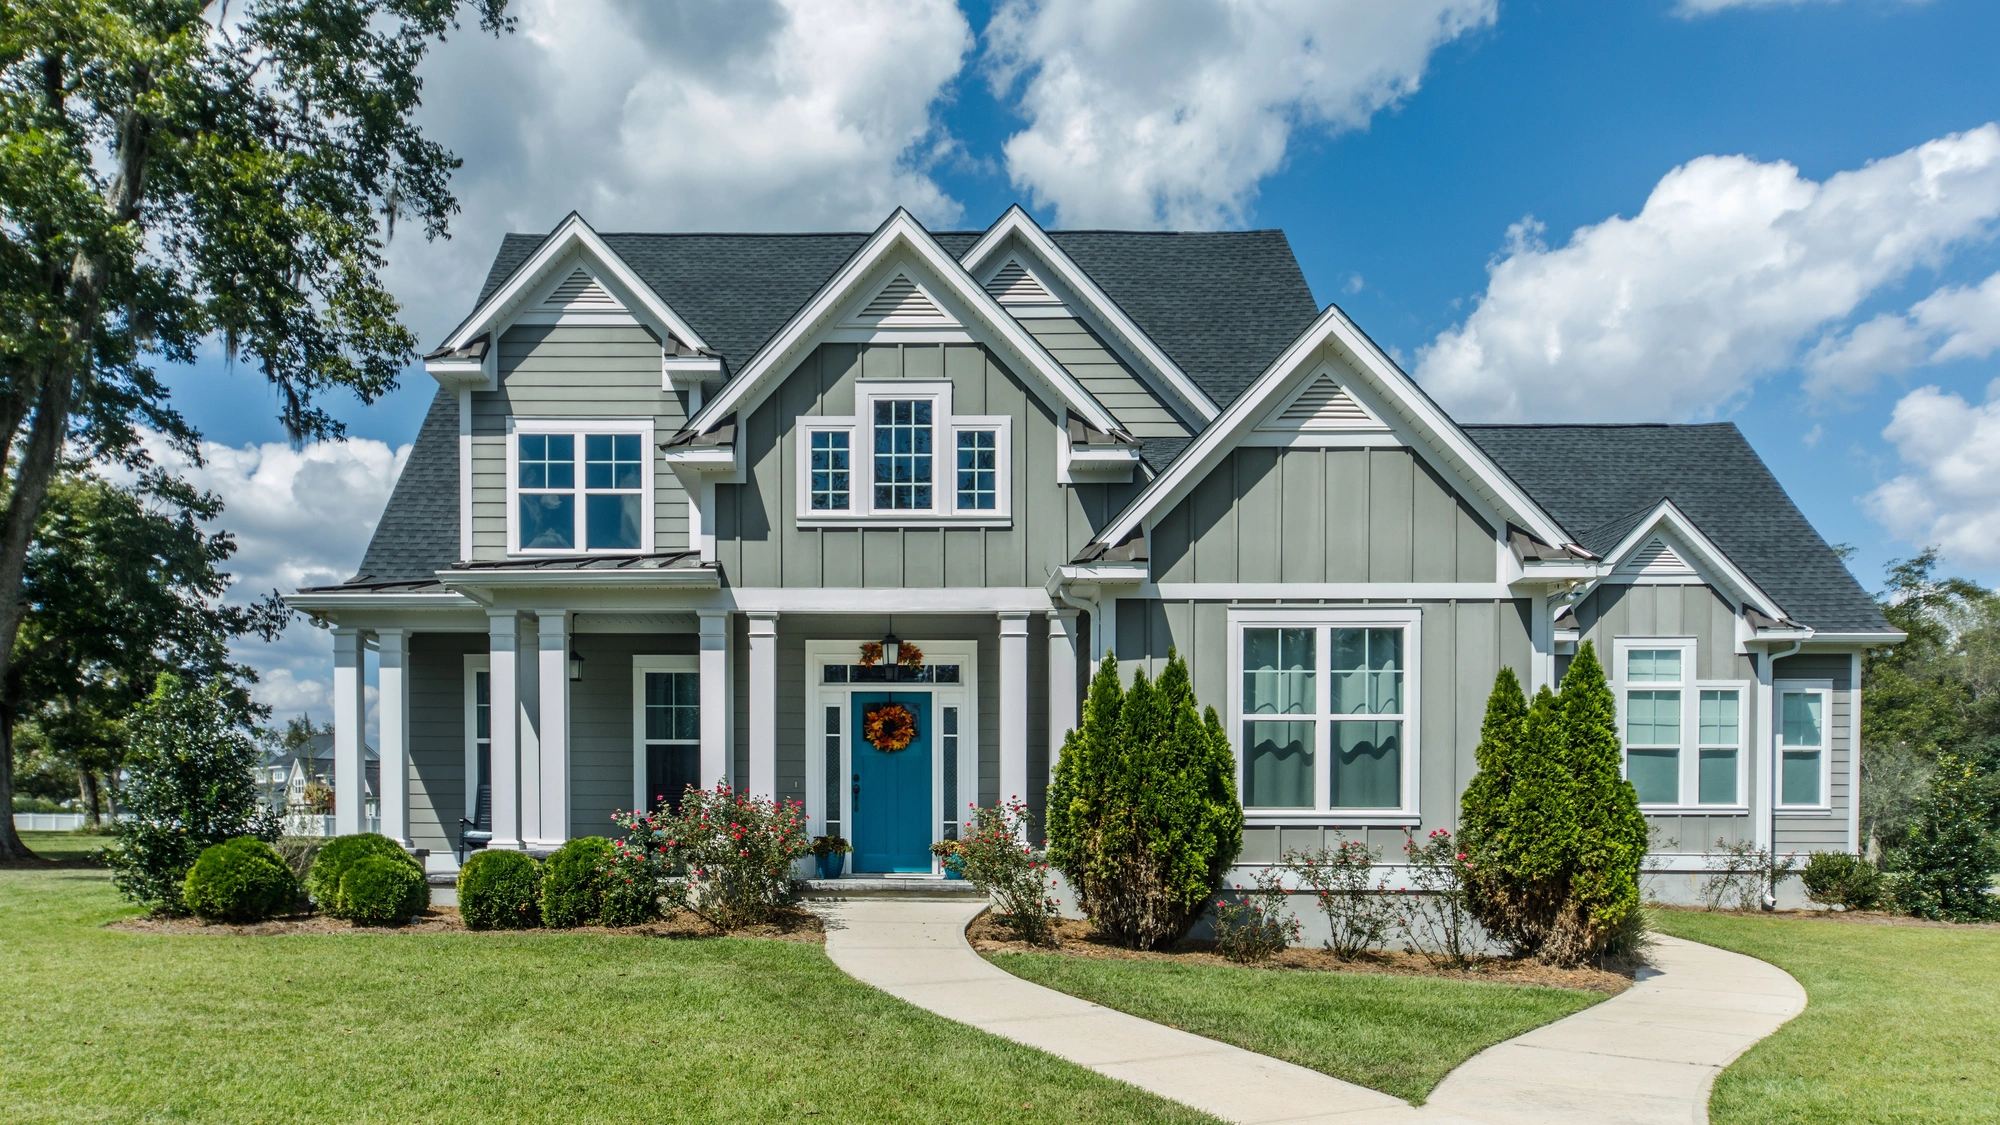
[80,769,103,827]
[0,703,26,860]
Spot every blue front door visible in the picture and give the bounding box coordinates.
[851,692,932,873]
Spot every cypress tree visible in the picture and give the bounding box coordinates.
[1460,667,1527,941]
[1549,642,1649,965]
[1045,653,1123,885]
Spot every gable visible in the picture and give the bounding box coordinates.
[541,267,625,314]
[1255,372,1387,433]
[845,273,957,328]
[984,257,1065,310]
[1615,534,1697,579]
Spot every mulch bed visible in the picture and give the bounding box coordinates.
[107,905,825,943]
[1652,903,2000,931]
[965,912,1634,994]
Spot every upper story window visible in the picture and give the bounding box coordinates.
[797,381,1009,525]
[1230,608,1419,820]
[509,419,654,555]
[1614,638,1747,810]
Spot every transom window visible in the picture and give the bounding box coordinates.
[796,382,1010,524]
[511,421,653,554]
[1778,684,1830,807]
[1615,639,1745,809]
[1233,611,1417,817]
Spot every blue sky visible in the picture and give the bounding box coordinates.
[156,0,2000,718]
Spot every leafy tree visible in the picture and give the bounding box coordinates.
[9,468,285,826]
[1892,753,1999,922]
[1045,650,1242,950]
[105,672,277,913]
[0,0,514,860]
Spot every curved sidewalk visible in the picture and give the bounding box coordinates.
[812,896,1805,1125]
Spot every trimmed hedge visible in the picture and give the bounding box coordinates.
[540,837,614,928]
[458,849,542,929]
[182,837,300,922]
[1801,851,1886,911]
[307,833,422,917]
[339,855,428,925]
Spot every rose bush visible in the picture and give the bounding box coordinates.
[614,786,811,929]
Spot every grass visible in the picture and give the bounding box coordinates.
[1653,909,2000,1125]
[0,853,1215,1125]
[987,951,1604,1103]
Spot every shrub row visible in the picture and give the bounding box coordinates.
[455,834,670,930]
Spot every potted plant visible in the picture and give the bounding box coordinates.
[930,838,965,880]
[810,835,851,880]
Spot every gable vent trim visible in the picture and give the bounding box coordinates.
[1620,537,1697,576]
[1257,373,1388,431]
[850,273,957,326]
[544,268,624,312]
[986,258,1060,305]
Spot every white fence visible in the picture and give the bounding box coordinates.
[13,813,108,831]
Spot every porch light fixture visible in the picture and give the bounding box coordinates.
[568,649,585,682]
[880,632,900,667]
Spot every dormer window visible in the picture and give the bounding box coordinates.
[797,381,1009,525]
[508,419,655,555]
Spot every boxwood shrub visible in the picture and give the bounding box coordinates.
[307,833,422,917]
[1800,851,1886,911]
[339,854,429,925]
[458,849,542,929]
[182,837,301,923]
[540,836,614,928]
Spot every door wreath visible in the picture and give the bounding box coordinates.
[862,703,918,752]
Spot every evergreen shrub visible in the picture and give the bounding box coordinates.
[1045,650,1243,950]
[540,836,615,928]
[338,854,428,924]
[1459,645,1650,966]
[1800,851,1886,911]
[458,849,543,929]
[182,837,300,922]
[307,833,422,917]
[1891,753,1999,922]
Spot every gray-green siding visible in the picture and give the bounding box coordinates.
[1772,652,1856,855]
[1017,316,1193,440]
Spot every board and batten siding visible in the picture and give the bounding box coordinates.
[408,633,487,856]
[469,324,691,560]
[1110,597,1533,860]
[1772,652,1855,854]
[568,631,700,838]
[715,343,1139,590]
[1150,447,1498,584]
[1016,316,1193,440]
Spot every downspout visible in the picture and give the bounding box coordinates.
[1762,638,1804,910]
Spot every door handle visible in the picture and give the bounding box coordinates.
[852,772,860,802]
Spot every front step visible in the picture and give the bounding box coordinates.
[801,877,988,902]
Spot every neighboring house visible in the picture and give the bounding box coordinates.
[285,206,1900,900]
[260,733,378,833]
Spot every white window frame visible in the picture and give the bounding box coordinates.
[506,417,656,556]
[631,655,701,814]
[1612,637,1749,813]
[463,654,490,823]
[1226,607,1422,825]
[1775,678,1834,813]
[793,381,1011,526]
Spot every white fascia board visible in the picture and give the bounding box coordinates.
[1056,563,1148,585]
[1600,500,1787,622]
[1099,303,1573,550]
[433,213,709,359]
[1801,631,1906,646]
[659,446,737,472]
[284,591,481,613]
[688,209,1122,438]
[961,206,1219,424]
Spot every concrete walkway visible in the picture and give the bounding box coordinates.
[811,896,1806,1125]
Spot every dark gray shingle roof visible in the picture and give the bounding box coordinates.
[1465,423,1891,633]
[348,387,459,584]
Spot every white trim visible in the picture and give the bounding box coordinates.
[724,588,1055,613]
[1145,582,1516,601]
[1848,652,1863,854]
[1227,606,1422,819]
[748,613,779,800]
[1774,678,1835,812]
[505,417,657,557]
[631,654,701,814]
[792,381,1013,525]
[822,327,975,344]
[1100,309,1572,551]
[1596,502,1788,622]
[1238,431,1405,449]
[463,653,491,824]
[961,206,1220,424]
[1611,638,1751,811]
[688,209,1121,439]
[805,639,978,876]
[457,389,473,562]
[377,629,411,846]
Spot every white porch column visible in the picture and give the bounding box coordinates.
[486,611,525,850]
[1753,647,1776,859]
[999,611,1030,803]
[535,610,572,848]
[331,628,369,836]
[747,612,778,799]
[1530,593,1555,694]
[698,610,731,789]
[517,614,543,848]
[375,629,411,845]
[1047,609,1079,778]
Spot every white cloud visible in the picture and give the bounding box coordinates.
[383,0,973,342]
[986,0,1494,228]
[1416,124,2000,422]
[1675,0,1927,15]
[1803,269,2000,396]
[1865,380,2000,568]
[113,433,410,722]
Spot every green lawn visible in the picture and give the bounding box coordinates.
[1,854,1214,1125]
[987,952,1603,1103]
[1653,909,2000,1125]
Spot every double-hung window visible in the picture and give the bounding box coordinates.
[1777,682,1831,808]
[633,656,700,814]
[1615,639,1746,809]
[797,381,1009,524]
[1232,609,1418,819]
[510,420,653,554]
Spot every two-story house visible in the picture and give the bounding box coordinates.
[287,206,1899,901]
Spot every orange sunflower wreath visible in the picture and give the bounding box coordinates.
[862,703,918,752]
